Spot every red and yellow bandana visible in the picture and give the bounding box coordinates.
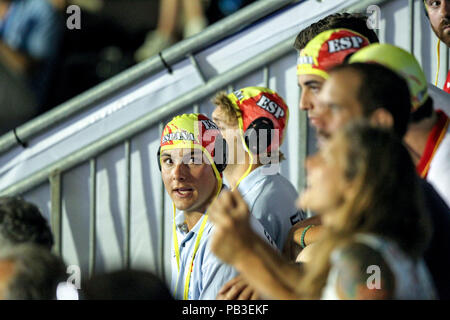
[161,114,224,301]
[297,28,371,79]
[160,113,223,181]
[226,86,289,153]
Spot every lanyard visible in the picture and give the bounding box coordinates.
[173,205,209,300]
[173,181,222,300]
[435,40,441,86]
[231,117,254,191]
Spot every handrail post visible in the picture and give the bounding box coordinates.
[49,171,62,257]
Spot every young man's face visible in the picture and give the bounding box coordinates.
[298,74,328,138]
[160,148,217,213]
[315,69,365,145]
[425,0,450,46]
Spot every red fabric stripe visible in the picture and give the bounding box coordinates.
[444,70,450,94]
[416,110,449,177]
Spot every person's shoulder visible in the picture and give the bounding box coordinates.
[329,240,396,299]
[420,178,450,219]
[257,172,298,200]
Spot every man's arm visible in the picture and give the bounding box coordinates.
[216,275,260,300]
[282,215,323,261]
[209,190,305,300]
[233,232,305,299]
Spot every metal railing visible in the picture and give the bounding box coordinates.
[0,0,301,154]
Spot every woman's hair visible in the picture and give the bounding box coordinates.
[297,121,432,299]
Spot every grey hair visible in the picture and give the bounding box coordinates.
[0,244,67,300]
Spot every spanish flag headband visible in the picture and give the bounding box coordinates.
[349,43,429,112]
[297,28,371,79]
[226,86,289,154]
[160,113,224,186]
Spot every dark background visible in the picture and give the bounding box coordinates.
[45,0,258,114]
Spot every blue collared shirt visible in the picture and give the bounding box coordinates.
[171,208,276,300]
[237,164,306,249]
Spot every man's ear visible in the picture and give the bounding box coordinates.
[370,108,394,129]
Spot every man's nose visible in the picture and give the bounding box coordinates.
[299,91,313,111]
[172,163,188,181]
[440,0,450,17]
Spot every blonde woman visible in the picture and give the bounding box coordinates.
[209,122,436,300]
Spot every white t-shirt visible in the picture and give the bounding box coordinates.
[235,164,305,249]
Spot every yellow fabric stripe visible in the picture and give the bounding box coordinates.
[435,40,441,86]
[297,64,330,79]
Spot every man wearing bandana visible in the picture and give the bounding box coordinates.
[159,113,275,300]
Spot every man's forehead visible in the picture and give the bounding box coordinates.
[161,148,201,156]
[298,74,326,86]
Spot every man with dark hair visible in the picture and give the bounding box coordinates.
[0,197,54,250]
[294,13,378,144]
[158,113,274,300]
[350,44,450,207]
[316,63,411,140]
[423,0,450,92]
[0,244,67,300]
[293,12,379,51]
[82,270,174,300]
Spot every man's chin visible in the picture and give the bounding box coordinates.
[442,35,450,47]
[316,134,330,149]
[435,26,450,47]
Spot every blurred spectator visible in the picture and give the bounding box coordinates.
[0,0,64,134]
[81,269,174,300]
[0,197,54,250]
[134,0,209,62]
[0,244,67,300]
[349,44,450,208]
[46,0,138,109]
[134,0,259,62]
